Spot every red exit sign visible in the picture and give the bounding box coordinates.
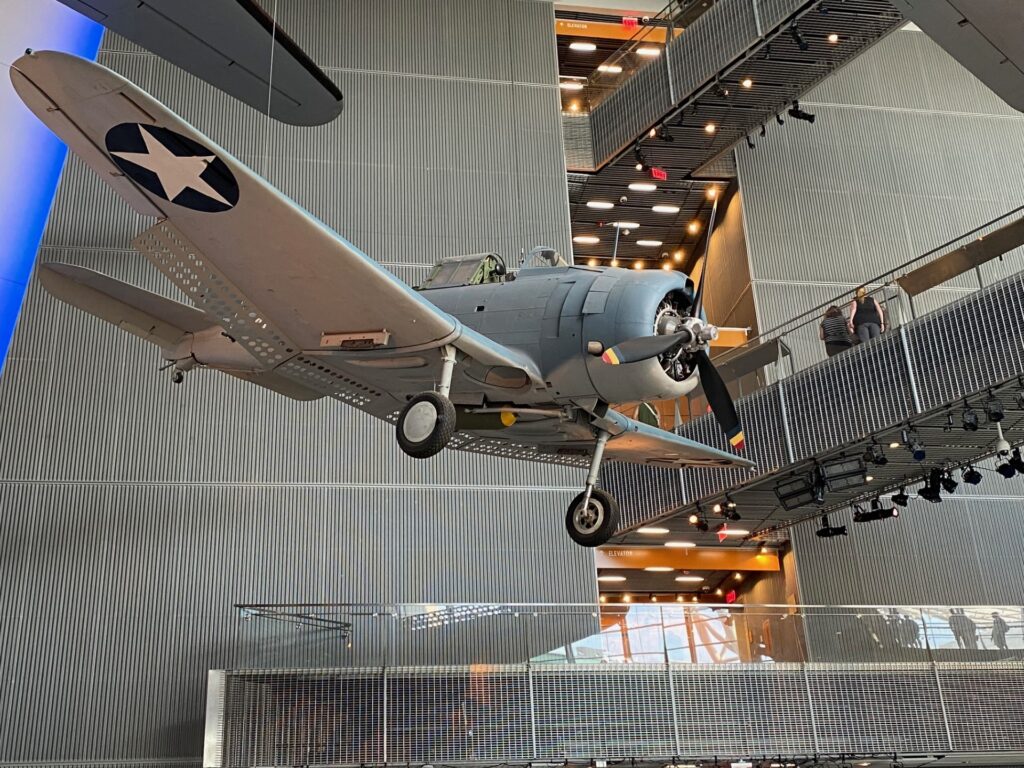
[650,167,668,181]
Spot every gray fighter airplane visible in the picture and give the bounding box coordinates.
[10,51,753,548]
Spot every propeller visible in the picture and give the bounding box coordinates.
[598,193,745,452]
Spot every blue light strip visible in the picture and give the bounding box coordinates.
[0,2,103,375]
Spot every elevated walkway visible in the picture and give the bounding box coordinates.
[210,601,1024,767]
[605,206,1024,543]
[564,0,902,174]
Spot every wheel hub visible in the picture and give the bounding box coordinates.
[402,400,438,443]
[573,498,605,534]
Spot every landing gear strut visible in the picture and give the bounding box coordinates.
[396,346,457,459]
[565,430,620,547]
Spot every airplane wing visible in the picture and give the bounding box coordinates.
[57,0,343,126]
[12,51,544,421]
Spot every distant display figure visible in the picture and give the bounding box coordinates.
[991,611,1010,651]
[819,305,854,357]
[848,287,885,342]
[949,608,979,650]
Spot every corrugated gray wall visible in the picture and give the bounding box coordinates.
[0,2,591,765]
[736,28,1024,606]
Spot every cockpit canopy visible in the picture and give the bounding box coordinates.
[418,252,508,289]
[417,247,568,290]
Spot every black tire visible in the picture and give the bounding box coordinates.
[396,391,456,459]
[565,488,620,547]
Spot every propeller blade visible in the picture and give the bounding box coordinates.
[601,330,691,365]
[695,349,745,451]
[691,194,719,320]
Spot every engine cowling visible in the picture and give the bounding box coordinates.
[581,269,702,404]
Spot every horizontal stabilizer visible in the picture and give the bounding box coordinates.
[38,262,210,348]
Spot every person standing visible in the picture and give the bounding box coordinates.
[848,287,885,342]
[992,611,1010,651]
[819,306,854,357]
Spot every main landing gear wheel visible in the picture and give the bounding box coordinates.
[565,488,620,547]
[397,391,456,459]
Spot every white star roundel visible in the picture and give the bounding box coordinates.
[105,123,239,213]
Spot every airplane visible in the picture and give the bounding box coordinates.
[9,50,754,548]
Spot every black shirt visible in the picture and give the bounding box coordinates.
[853,298,881,327]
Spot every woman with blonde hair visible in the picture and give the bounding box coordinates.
[849,286,885,342]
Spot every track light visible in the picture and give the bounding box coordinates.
[940,470,958,494]
[853,497,899,523]
[996,460,1016,478]
[891,487,909,507]
[918,468,943,503]
[776,113,785,125]
[657,123,674,142]
[984,391,1005,422]
[759,123,767,137]
[746,135,755,149]
[863,441,888,466]
[787,100,816,123]
[816,514,847,538]
[962,465,982,485]
[902,427,925,461]
[961,401,979,430]
[1016,386,1024,410]
[689,512,709,532]
[789,24,809,51]
[1011,447,1024,475]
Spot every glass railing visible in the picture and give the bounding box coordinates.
[233,601,1024,669]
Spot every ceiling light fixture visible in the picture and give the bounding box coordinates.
[559,80,585,91]
[706,186,719,200]
[644,566,674,572]
[675,575,704,583]
[918,467,944,503]
[891,487,909,507]
[673,250,684,263]
[962,465,982,485]
[573,235,599,245]
[704,122,717,134]
[789,24,809,51]
[816,514,847,538]
[741,77,753,88]
[636,46,661,57]
[612,221,640,228]
[587,258,598,267]
[661,262,672,271]
[598,63,623,73]
[687,221,701,234]
[628,182,657,192]
[637,526,669,535]
[586,200,614,210]
[633,260,645,270]
[637,239,663,247]
[652,204,680,214]
[788,100,816,123]
[597,575,626,582]
[665,541,696,548]
[569,41,597,52]
[827,33,840,43]
[984,391,1005,422]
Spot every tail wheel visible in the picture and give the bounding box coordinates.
[565,488,620,547]
[397,392,456,459]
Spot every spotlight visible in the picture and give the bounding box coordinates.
[962,465,982,485]
[746,135,756,149]
[820,456,867,491]
[776,113,785,125]
[788,100,816,123]
[1011,447,1024,475]
[902,427,925,461]
[816,514,847,538]
[996,459,1016,479]
[759,123,767,137]
[962,402,979,431]
[789,24,809,51]
[891,487,909,507]
[853,497,899,523]
[863,441,888,466]
[918,468,943,503]
[657,123,674,142]
[984,392,1005,422]
[689,513,709,532]
[940,470,958,494]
